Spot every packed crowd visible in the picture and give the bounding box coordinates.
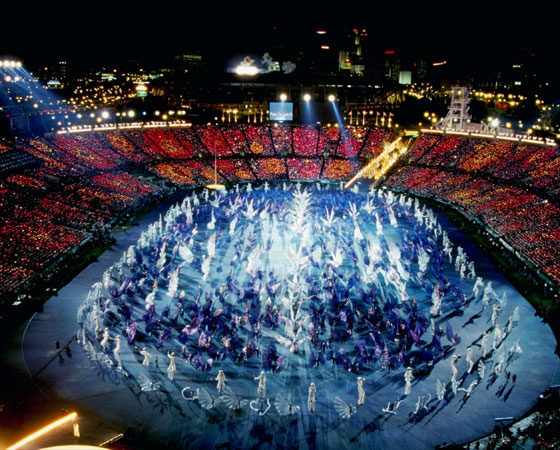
[384,134,560,284]
[0,138,165,296]
[6,126,556,298]
[0,125,390,297]
[407,135,560,201]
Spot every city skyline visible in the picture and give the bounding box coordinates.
[1,4,555,76]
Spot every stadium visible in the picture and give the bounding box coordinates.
[1,54,559,450]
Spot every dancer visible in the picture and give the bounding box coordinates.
[491,304,501,326]
[436,379,445,401]
[357,376,366,406]
[382,399,403,415]
[451,354,460,381]
[478,361,486,379]
[222,386,247,411]
[466,347,475,373]
[404,367,414,395]
[493,324,503,350]
[473,277,484,298]
[509,339,523,355]
[458,380,478,397]
[275,394,300,415]
[100,328,110,352]
[140,347,152,367]
[254,371,267,399]
[334,396,358,419]
[308,382,316,413]
[167,352,176,380]
[113,335,122,368]
[481,331,490,358]
[215,369,226,394]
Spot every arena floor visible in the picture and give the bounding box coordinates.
[17,183,559,449]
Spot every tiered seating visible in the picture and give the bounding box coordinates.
[384,134,560,283]
[243,125,276,156]
[0,150,38,174]
[172,128,205,157]
[143,129,194,159]
[318,126,340,157]
[248,157,287,179]
[408,135,560,200]
[271,125,292,155]
[324,158,356,180]
[0,124,393,296]
[221,126,249,155]
[196,125,232,156]
[293,126,319,156]
[287,158,322,180]
[49,135,117,170]
[360,127,391,158]
[216,158,255,181]
[337,126,367,158]
[104,131,148,163]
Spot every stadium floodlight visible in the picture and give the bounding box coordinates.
[127,110,135,118]
[101,111,109,119]
[328,94,336,102]
[235,65,258,76]
[279,93,288,102]
[16,61,22,68]
[303,93,311,102]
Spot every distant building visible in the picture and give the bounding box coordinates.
[174,53,202,74]
[338,28,366,75]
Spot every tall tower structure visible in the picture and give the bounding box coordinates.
[435,87,471,131]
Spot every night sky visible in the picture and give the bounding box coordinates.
[0,2,556,77]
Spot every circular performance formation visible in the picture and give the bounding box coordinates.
[66,182,557,449]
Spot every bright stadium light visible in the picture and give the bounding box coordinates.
[127,110,135,118]
[16,61,22,67]
[303,93,311,102]
[235,65,258,76]
[328,94,336,102]
[280,93,288,102]
[101,111,109,119]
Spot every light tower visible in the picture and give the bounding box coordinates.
[435,86,471,131]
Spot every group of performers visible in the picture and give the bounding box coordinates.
[77,181,522,419]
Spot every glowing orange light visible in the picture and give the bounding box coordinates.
[7,412,78,450]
